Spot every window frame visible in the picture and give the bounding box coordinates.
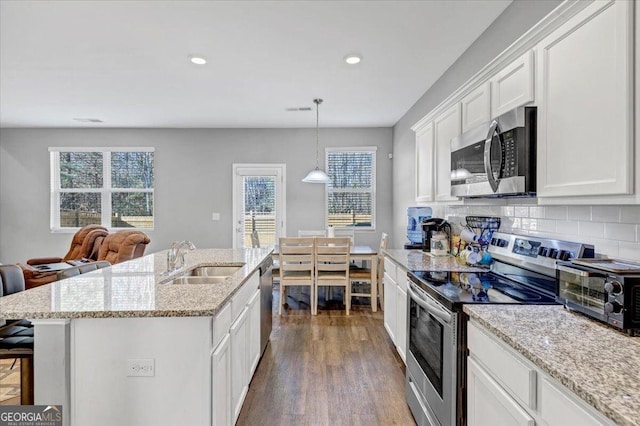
[324,146,377,231]
[49,147,155,232]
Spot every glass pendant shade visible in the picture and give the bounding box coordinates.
[302,98,330,184]
[302,167,330,183]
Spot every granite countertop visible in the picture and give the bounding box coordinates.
[384,248,486,272]
[0,248,272,319]
[464,305,640,426]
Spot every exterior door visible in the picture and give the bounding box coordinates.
[232,164,286,249]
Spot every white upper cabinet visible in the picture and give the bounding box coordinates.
[434,103,462,201]
[462,82,491,133]
[415,122,434,203]
[536,0,633,198]
[490,50,534,118]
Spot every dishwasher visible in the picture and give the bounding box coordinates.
[258,256,273,355]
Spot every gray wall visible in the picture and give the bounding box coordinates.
[0,127,393,264]
[391,0,562,248]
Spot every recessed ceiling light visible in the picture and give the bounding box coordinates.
[189,55,207,65]
[344,53,362,65]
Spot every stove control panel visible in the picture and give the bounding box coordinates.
[488,232,595,271]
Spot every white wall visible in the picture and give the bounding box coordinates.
[391,0,640,263]
[391,0,562,248]
[0,127,393,264]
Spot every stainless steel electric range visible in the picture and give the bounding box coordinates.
[405,232,594,426]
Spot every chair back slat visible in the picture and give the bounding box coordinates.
[315,238,350,272]
[279,238,315,276]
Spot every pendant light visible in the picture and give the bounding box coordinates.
[302,98,331,184]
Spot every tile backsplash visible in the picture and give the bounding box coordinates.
[442,204,640,263]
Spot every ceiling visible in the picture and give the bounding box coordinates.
[0,0,511,128]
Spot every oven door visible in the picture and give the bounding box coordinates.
[407,280,457,426]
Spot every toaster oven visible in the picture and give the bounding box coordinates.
[557,262,640,333]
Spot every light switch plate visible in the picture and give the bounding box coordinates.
[212,212,220,221]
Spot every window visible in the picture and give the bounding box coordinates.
[325,147,376,230]
[50,147,154,231]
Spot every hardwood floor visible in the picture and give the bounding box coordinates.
[237,287,416,425]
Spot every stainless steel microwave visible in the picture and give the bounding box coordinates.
[450,106,536,198]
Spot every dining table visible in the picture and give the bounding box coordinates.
[271,244,379,312]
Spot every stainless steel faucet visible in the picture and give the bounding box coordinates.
[167,240,196,272]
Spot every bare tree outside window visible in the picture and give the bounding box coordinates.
[243,176,276,246]
[51,148,154,230]
[326,148,376,229]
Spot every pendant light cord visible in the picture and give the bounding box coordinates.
[314,98,323,169]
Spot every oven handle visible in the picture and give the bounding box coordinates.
[484,119,502,193]
[407,282,452,324]
[557,265,608,278]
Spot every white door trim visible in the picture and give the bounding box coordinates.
[232,163,286,249]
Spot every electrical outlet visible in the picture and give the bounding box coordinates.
[127,359,155,377]
[212,212,220,221]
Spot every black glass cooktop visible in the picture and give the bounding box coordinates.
[408,269,557,310]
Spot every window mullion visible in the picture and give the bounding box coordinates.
[51,151,60,229]
[103,152,112,228]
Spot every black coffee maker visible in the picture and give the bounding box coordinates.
[421,218,451,253]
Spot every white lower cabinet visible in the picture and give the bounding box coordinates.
[383,255,408,364]
[467,357,535,426]
[248,290,261,376]
[211,334,231,426]
[230,306,249,423]
[395,281,407,363]
[383,272,397,344]
[468,321,615,426]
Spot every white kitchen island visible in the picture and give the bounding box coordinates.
[0,248,272,426]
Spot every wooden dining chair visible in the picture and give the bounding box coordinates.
[314,237,351,315]
[334,228,355,245]
[278,237,315,315]
[350,233,388,311]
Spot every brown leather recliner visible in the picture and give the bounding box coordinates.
[20,225,109,289]
[97,230,151,264]
[26,225,109,265]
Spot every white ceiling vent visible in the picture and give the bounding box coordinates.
[285,107,312,112]
[73,118,104,123]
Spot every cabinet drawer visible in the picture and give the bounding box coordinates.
[213,302,231,348]
[231,272,259,320]
[468,322,537,409]
[541,377,611,426]
[383,257,397,282]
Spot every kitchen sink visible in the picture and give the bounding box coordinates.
[170,276,229,285]
[165,264,244,285]
[187,265,244,277]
